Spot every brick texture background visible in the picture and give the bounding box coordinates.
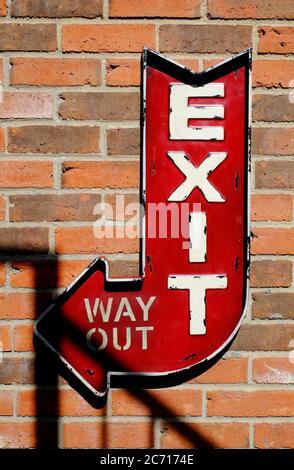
[0,0,293,449]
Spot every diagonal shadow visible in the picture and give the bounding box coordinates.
[39,309,215,449]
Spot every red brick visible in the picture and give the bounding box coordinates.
[0,58,3,81]
[62,24,155,52]
[0,358,34,384]
[161,422,249,449]
[250,260,292,287]
[253,60,294,88]
[176,58,200,71]
[256,161,294,189]
[207,390,294,417]
[107,128,140,155]
[64,422,154,448]
[0,161,53,188]
[252,292,294,320]
[253,128,294,155]
[0,128,4,151]
[189,357,248,384]
[160,25,251,53]
[251,194,293,221]
[0,293,36,319]
[10,259,91,289]
[8,126,100,154]
[255,423,294,449]
[104,193,139,221]
[0,0,6,16]
[0,262,5,285]
[10,194,101,222]
[0,92,52,118]
[231,324,294,351]
[251,228,294,255]
[253,94,294,122]
[0,227,49,254]
[106,59,140,86]
[11,58,101,86]
[109,0,201,18]
[112,389,202,416]
[0,196,5,220]
[0,391,14,416]
[0,422,57,448]
[204,58,226,70]
[253,358,294,384]
[59,92,139,120]
[108,259,139,278]
[258,27,294,54]
[11,0,102,18]
[17,389,106,417]
[207,0,294,19]
[0,325,12,351]
[14,323,33,352]
[55,227,139,254]
[62,161,139,189]
[0,24,56,51]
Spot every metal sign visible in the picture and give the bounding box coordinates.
[35,48,251,398]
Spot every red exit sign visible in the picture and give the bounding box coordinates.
[36,48,251,398]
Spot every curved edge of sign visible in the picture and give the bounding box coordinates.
[34,48,252,399]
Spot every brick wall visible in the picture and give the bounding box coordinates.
[0,0,293,449]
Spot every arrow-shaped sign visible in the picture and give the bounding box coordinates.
[35,48,251,398]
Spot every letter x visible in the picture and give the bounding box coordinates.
[167,152,227,202]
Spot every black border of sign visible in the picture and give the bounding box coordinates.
[35,48,252,398]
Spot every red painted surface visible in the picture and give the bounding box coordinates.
[36,54,249,396]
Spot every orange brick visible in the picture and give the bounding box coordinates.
[0,325,12,351]
[204,58,226,70]
[0,262,5,285]
[0,92,52,118]
[11,58,101,86]
[8,126,100,154]
[0,128,4,151]
[190,357,248,384]
[253,128,294,155]
[64,422,154,448]
[0,293,36,319]
[231,324,294,351]
[55,227,139,254]
[14,323,34,352]
[104,193,139,221]
[17,389,106,417]
[0,196,5,220]
[0,0,6,16]
[62,24,155,52]
[109,0,201,18]
[0,391,14,416]
[0,422,56,448]
[251,228,294,255]
[11,0,102,18]
[0,161,53,188]
[112,389,202,416]
[253,358,294,384]
[251,194,293,221]
[10,259,91,288]
[258,27,294,54]
[161,422,249,449]
[62,161,139,189]
[106,59,140,86]
[255,423,294,449]
[253,60,294,88]
[0,58,3,81]
[176,58,200,72]
[250,260,292,288]
[207,390,294,417]
[207,0,294,19]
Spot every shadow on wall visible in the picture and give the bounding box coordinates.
[0,245,214,449]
